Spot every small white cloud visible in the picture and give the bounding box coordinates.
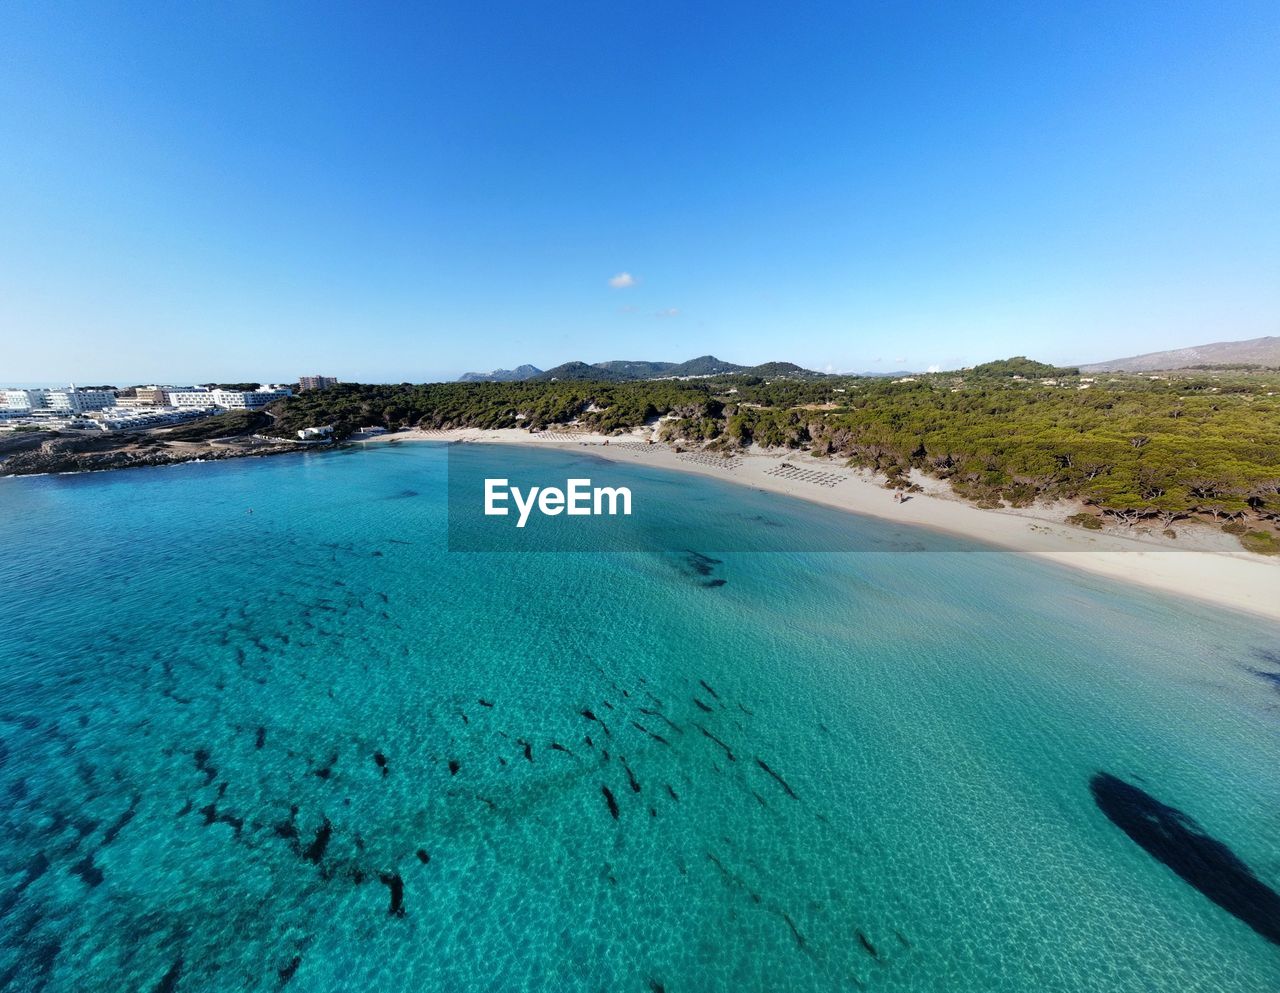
[654,307,679,318]
[608,272,636,288]
[926,363,942,373]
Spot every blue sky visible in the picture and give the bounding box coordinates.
[1,1,1277,383]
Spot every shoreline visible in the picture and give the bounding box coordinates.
[356,427,1280,624]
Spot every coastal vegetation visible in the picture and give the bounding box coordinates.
[160,410,271,441]
[265,363,1280,546]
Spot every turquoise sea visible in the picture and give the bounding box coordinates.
[1,441,1278,992]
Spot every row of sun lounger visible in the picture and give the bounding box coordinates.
[764,462,845,486]
[678,452,741,469]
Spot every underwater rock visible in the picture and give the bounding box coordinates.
[631,721,670,746]
[313,751,338,779]
[18,852,50,891]
[199,803,244,836]
[379,871,406,916]
[638,707,682,734]
[303,818,333,863]
[274,806,300,841]
[619,756,641,793]
[102,794,141,844]
[755,758,798,800]
[782,912,806,948]
[580,708,612,737]
[193,748,217,785]
[70,853,104,888]
[683,550,722,576]
[697,725,736,762]
[153,958,183,993]
[278,955,302,986]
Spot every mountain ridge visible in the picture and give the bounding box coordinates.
[1080,336,1280,372]
[459,354,823,382]
[457,364,543,382]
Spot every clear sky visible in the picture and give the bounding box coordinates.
[1,1,1277,384]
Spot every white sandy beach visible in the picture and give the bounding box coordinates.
[353,427,1280,624]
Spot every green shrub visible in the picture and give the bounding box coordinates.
[1240,530,1280,555]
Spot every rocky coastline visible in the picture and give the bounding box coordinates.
[0,431,302,477]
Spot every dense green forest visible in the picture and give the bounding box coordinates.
[265,363,1280,550]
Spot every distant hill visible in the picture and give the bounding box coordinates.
[531,355,763,381]
[472,354,823,382]
[532,362,634,382]
[1080,336,1280,373]
[593,360,678,377]
[969,357,1079,378]
[663,355,745,377]
[457,364,542,382]
[737,361,821,378]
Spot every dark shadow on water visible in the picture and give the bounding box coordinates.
[1090,772,1280,945]
[1247,647,1280,695]
[1246,667,1280,693]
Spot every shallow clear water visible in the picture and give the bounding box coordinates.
[1,442,1277,992]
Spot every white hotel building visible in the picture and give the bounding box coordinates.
[1,389,47,411]
[44,388,118,414]
[166,386,292,410]
[1,386,117,414]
